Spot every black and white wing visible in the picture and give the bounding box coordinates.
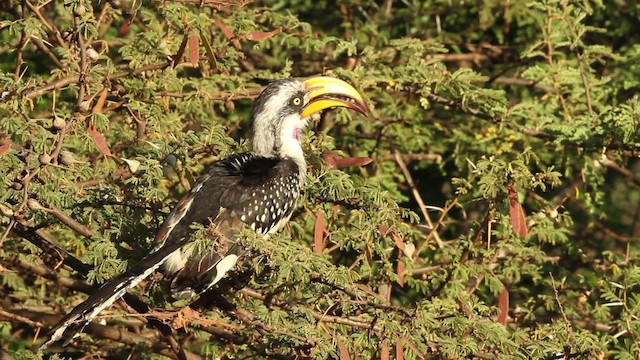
[165,153,302,299]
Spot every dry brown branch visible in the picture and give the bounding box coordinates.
[407,264,442,276]
[24,61,173,100]
[0,309,44,329]
[571,318,613,333]
[549,273,573,345]
[8,257,93,293]
[599,156,640,188]
[34,202,94,238]
[157,87,264,100]
[14,29,25,79]
[593,221,640,243]
[106,61,173,81]
[26,74,81,99]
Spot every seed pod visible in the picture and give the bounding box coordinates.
[61,28,74,43]
[78,100,91,113]
[38,153,51,165]
[87,48,99,62]
[165,154,177,167]
[0,204,13,217]
[74,3,86,16]
[11,182,22,191]
[52,116,66,131]
[121,158,141,173]
[27,198,45,211]
[224,100,235,112]
[59,150,81,166]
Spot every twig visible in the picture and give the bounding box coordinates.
[599,156,640,187]
[15,29,26,79]
[423,92,496,122]
[549,273,572,342]
[407,264,442,276]
[0,219,16,248]
[29,36,65,69]
[172,34,190,67]
[394,150,444,249]
[106,61,172,81]
[73,11,87,108]
[26,74,81,99]
[0,309,44,329]
[628,200,640,262]
[310,278,412,316]
[24,0,66,46]
[24,61,173,100]
[157,87,263,100]
[49,112,67,165]
[9,257,93,293]
[87,2,112,44]
[428,53,490,63]
[593,221,639,243]
[571,318,613,333]
[167,0,249,9]
[233,307,314,345]
[5,309,191,360]
[26,198,93,239]
[413,198,458,259]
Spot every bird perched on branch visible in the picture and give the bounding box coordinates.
[41,76,368,348]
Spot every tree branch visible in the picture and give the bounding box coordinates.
[10,223,188,359]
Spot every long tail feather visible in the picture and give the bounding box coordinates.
[41,245,182,348]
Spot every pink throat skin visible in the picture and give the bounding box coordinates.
[293,128,301,140]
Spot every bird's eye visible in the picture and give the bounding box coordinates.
[291,97,302,106]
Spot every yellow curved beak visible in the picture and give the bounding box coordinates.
[301,76,369,119]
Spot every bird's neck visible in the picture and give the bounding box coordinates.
[251,113,308,184]
[252,139,307,184]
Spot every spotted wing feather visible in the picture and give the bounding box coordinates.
[169,154,302,298]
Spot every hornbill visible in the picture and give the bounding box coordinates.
[41,76,368,347]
